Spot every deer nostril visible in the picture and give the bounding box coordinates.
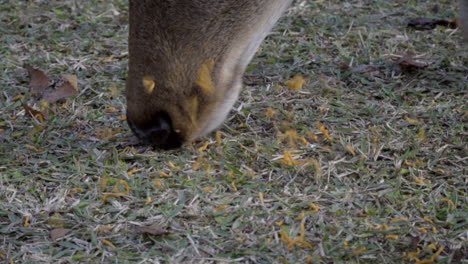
[147,113,171,142]
[127,112,182,149]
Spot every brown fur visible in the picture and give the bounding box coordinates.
[126,0,292,145]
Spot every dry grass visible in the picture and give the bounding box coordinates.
[0,0,467,263]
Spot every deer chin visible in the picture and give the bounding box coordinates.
[197,79,243,138]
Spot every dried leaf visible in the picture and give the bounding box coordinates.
[24,64,51,95]
[62,74,78,90]
[50,228,72,240]
[43,76,79,103]
[397,54,427,70]
[136,224,170,236]
[23,103,46,122]
[407,17,457,30]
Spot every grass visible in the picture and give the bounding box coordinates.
[0,0,467,263]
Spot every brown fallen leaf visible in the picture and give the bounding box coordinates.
[62,74,78,91]
[396,53,427,70]
[50,228,72,241]
[24,64,52,95]
[23,103,46,122]
[136,224,170,236]
[407,17,457,30]
[43,75,79,103]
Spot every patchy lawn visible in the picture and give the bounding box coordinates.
[0,0,466,263]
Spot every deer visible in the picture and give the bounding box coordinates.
[126,0,292,149]
[126,0,467,149]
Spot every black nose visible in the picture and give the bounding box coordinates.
[127,112,182,149]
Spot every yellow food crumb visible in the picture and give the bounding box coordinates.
[13,95,25,101]
[102,239,115,248]
[440,198,455,208]
[280,223,313,251]
[309,203,320,214]
[285,74,306,91]
[203,186,215,193]
[404,115,422,125]
[198,141,209,151]
[71,188,84,193]
[102,193,123,204]
[307,131,319,142]
[406,248,421,260]
[353,247,366,256]
[316,122,333,141]
[97,224,112,233]
[100,55,114,62]
[372,224,389,230]
[153,178,162,189]
[265,107,276,118]
[258,192,264,203]
[414,177,427,184]
[390,218,408,223]
[231,181,238,191]
[105,106,118,112]
[415,246,444,264]
[427,243,438,251]
[145,196,152,205]
[386,235,399,240]
[214,205,228,211]
[215,131,227,145]
[24,216,31,227]
[25,144,42,153]
[167,161,180,170]
[295,211,305,221]
[159,171,171,178]
[417,127,426,141]
[345,144,356,156]
[423,216,433,224]
[127,168,138,176]
[280,151,306,166]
